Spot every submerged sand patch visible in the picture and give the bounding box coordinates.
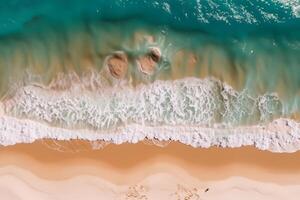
[105,51,129,79]
[136,47,161,75]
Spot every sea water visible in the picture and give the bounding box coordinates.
[0,0,300,151]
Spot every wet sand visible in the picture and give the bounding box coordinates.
[1,141,300,199]
[1,141,300,184]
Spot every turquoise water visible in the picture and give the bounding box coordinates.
[0,0,300,119]
[0,0,299,36]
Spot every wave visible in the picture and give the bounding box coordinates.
[1,113,300,152]
[3,76,283,130]
[1,74,299,152]
[0,0,300,152]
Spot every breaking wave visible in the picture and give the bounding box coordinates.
[1,73,298,153]
[3,75,282,131]
[0,0,300,152]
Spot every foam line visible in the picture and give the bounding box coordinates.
[3,77,282,130]
[0,115,299,152]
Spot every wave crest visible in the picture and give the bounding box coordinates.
[3,74,282,130]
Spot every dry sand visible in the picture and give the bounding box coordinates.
[0,141,300,199]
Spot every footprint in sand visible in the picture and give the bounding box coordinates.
[122,184,148,200]
[170,184,203,200]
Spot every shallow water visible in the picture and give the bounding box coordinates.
[0,0,300,150]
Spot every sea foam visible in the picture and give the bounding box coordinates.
[0,75,298,152]
[0,115,300,152]
[3,77,282,130]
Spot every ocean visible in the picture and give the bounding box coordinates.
[0,0,300,151]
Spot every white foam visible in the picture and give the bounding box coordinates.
[277,0,300,18]
[3,77,282,131]
[0,115,300,152]
[0,76,297,152]
[294,5,300,17]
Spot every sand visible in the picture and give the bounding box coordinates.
[0,141,300,199]
[136,47,161,75]
[105,51,129,79]
[0,31,300,199]
[1,168,300,200]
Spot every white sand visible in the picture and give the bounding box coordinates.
[0,165,299,200]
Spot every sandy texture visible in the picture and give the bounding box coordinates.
[0,167,300,200]
[136,47,161,75]
[1,142,300,199]
[1,142,300,183]
[105,51,129,79]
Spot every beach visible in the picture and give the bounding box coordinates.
[0,141,300,199]
[0,1,300,199]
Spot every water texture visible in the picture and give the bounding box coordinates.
[0,0,300,150]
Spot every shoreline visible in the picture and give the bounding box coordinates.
[0,114,300,152]
[1,141,300,185]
